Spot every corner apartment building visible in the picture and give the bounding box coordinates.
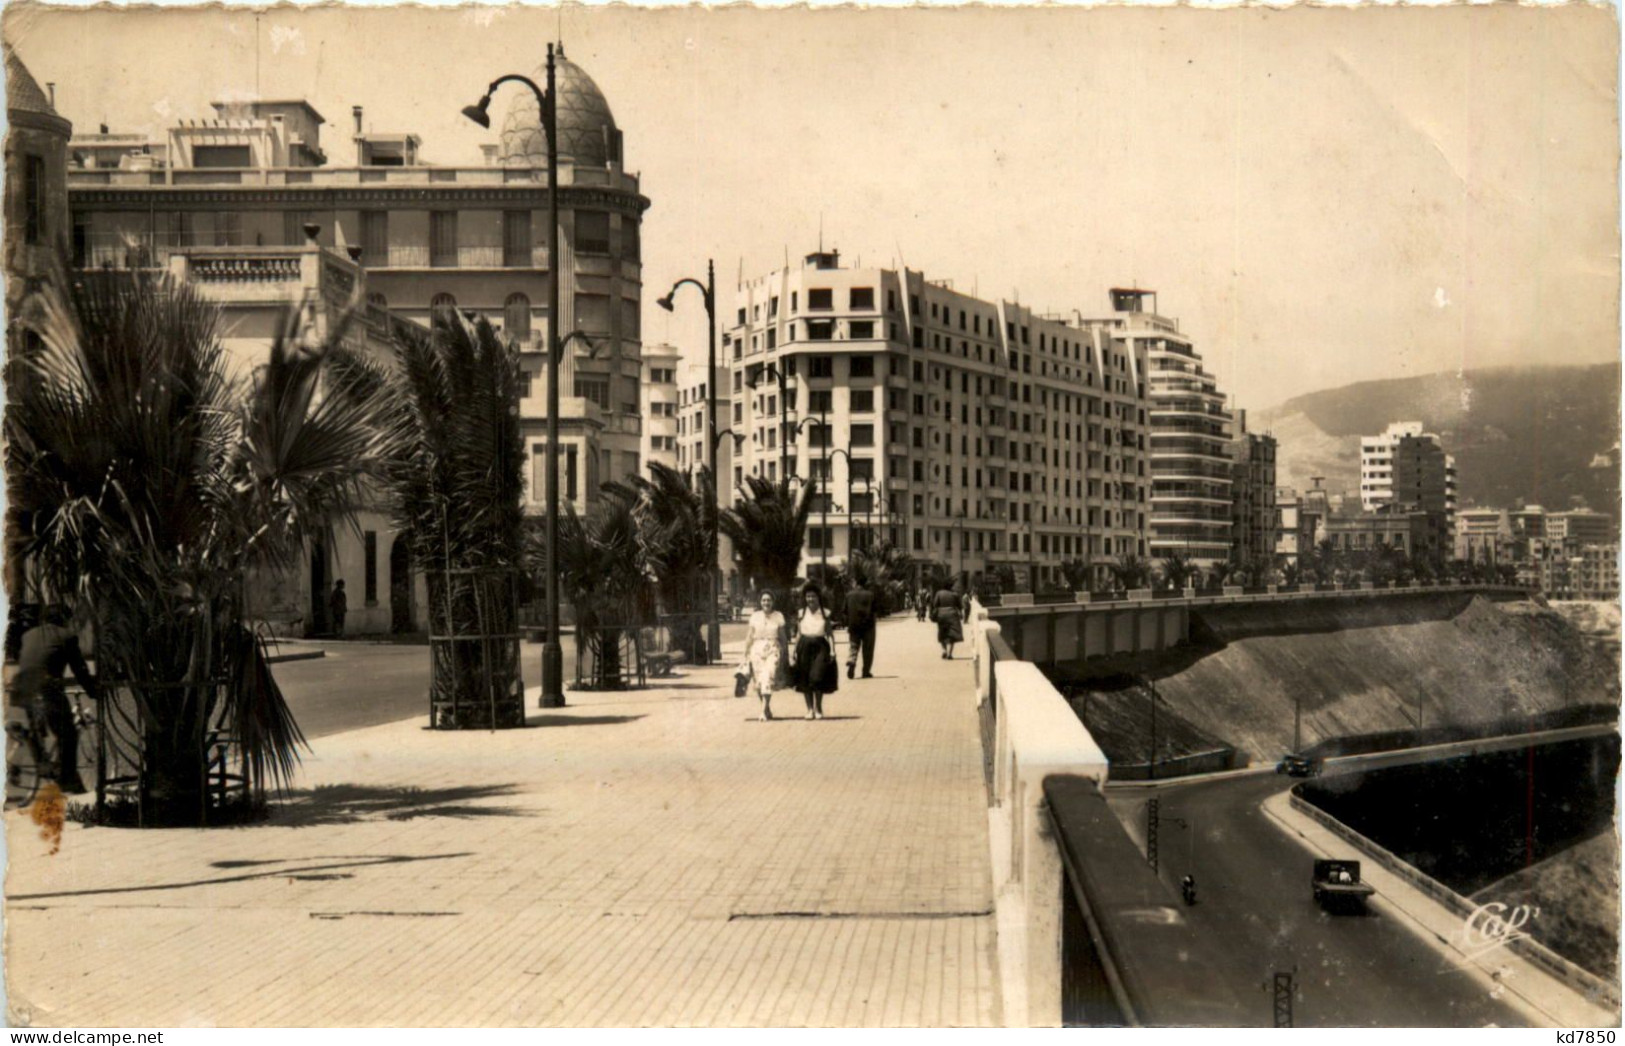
[1229,410,1278,567]
[63,48,651,519]
[1093,289,1234,567]
[721,252,1151,590]
[1455,507,1513,564]
[1360,421,1458,540]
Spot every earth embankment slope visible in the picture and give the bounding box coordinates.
[1142,595,1618,761]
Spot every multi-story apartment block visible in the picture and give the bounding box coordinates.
[721,252,1151,590]
[1094,289,1233,566]
[1360,421,1457,539]
[1229,410,1278,568]
[1322,504,1450,561]
[1546,508,1616,550]
[64,49,651,518]
[642,345,681,474]
[1574,543,1620,600]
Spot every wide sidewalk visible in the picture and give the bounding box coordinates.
[4,617,1000,1027]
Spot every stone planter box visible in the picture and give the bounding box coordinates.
[1222,585,1244,597]
[1073,591,1092,604]
[1127,588,1153,601]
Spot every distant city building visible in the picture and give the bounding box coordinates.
[1360,421,1457,539]
[641,344,681,474]
[1574,543,1619,600]
[1274,487,1322,569]
[1101,288,1233,567]
[1546,508,1615,550]
[722,253,1152,588]
[1322,504,1450,562]
[1229,410,1278,568]
[1455,507,1513,564]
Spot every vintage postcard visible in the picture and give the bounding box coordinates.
[1,0,1619,1030]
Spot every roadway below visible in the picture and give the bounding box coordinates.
[1105,766,1539,1026]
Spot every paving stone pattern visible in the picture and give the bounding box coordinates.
[5,618,999,1027]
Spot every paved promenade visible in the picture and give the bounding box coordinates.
[5,617,999,1027]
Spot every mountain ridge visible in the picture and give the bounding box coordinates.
[1254,363,1620,515]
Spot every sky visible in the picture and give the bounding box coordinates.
[4,2,1618,412]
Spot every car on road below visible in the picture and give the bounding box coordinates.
[1313,859,1375,912]
[1276,753,1323,777]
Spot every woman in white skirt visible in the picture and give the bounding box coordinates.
[743,590,787,721]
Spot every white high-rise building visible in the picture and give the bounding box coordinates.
[1360,421,1458,537]
[722,250,1152,590]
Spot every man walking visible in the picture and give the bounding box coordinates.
[329,579,348,637]
[844,585,877,679]
[13,604,96,794]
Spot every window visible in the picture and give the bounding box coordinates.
[575,377,611,409]
[504,293,532,342]
[364,532,378,604]
[807,527,833,552]
[430,292,458,321]
[504,211,532,267]
[166,211,192,248]
[850,320,875,340]
[576,210,611,255]
[807,288,833,311]
[850,389,874,413]
[851,425,875,447]
[193,144,252,168]
[850,458,875,481]
[810,356,835,378]
[809,390,833,413]
[430,212,458,267]
[621,220,639,262]
[849,287,875,310]
[360,211,388,262]
[808,320,834,341]
[533,445,579,502]
[214,212,243,248]
[849,355,875,378]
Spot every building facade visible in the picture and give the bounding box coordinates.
[722,253,1151,590]
[1229,411,1278,568]
[1360,421,1457,540]
[641,344,681,474]
[1455,507,1513,564]
[64,48,651,519]
[1322,504,1449,561]
[1108,289,1234,567]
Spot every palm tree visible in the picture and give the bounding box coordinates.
[1058,558,1092,593]
[7,269,396,824]
[374,309,525,729]
[1110,553,1152,592]
[552,482,652,689]
[845,538,913,615]
[1158,552,1197,592]
[623,463,713,660]
[719,476,815,608]
[1281,560,1303,588]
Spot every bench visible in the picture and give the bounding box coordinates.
[638,627,688,679]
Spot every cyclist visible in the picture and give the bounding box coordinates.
[12,604,96,794]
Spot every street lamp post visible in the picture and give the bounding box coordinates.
[463,46,565,708]
[658,260,719,661]
[790,413,830,580]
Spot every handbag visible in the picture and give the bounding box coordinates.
[818,637,840,693]
[734,665,750,698]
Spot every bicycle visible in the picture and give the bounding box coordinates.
[6,686,98,809]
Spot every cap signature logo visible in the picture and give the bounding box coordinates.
[1460,901,1540,963]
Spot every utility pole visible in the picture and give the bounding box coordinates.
[1273,972,1295,1028]
[1146,796,1160,874]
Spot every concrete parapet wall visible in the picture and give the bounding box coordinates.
[1290,792,1620,1011]
[971,598,1112,1026]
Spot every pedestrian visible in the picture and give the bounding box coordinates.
[844,584,877,679]
[329,579,347,637]
[743,590,787,721]
[12,604,96,794]
[916,585,930,623]
[791,584,838,720]
[933,582,964,659]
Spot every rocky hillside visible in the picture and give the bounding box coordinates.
[1473,830,1620,982]
[1256,364,1620,515]
[1119,596,1618,762]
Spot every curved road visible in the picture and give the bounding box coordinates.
[1108,770,1527,1027]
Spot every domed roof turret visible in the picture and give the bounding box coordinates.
[499,48,619,169]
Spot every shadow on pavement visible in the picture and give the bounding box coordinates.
[10,851,474,902]
[272,783,530,827]
[525,714,648,728]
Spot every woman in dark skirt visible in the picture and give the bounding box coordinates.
[933,583,965,659]
[791,584,838,720]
